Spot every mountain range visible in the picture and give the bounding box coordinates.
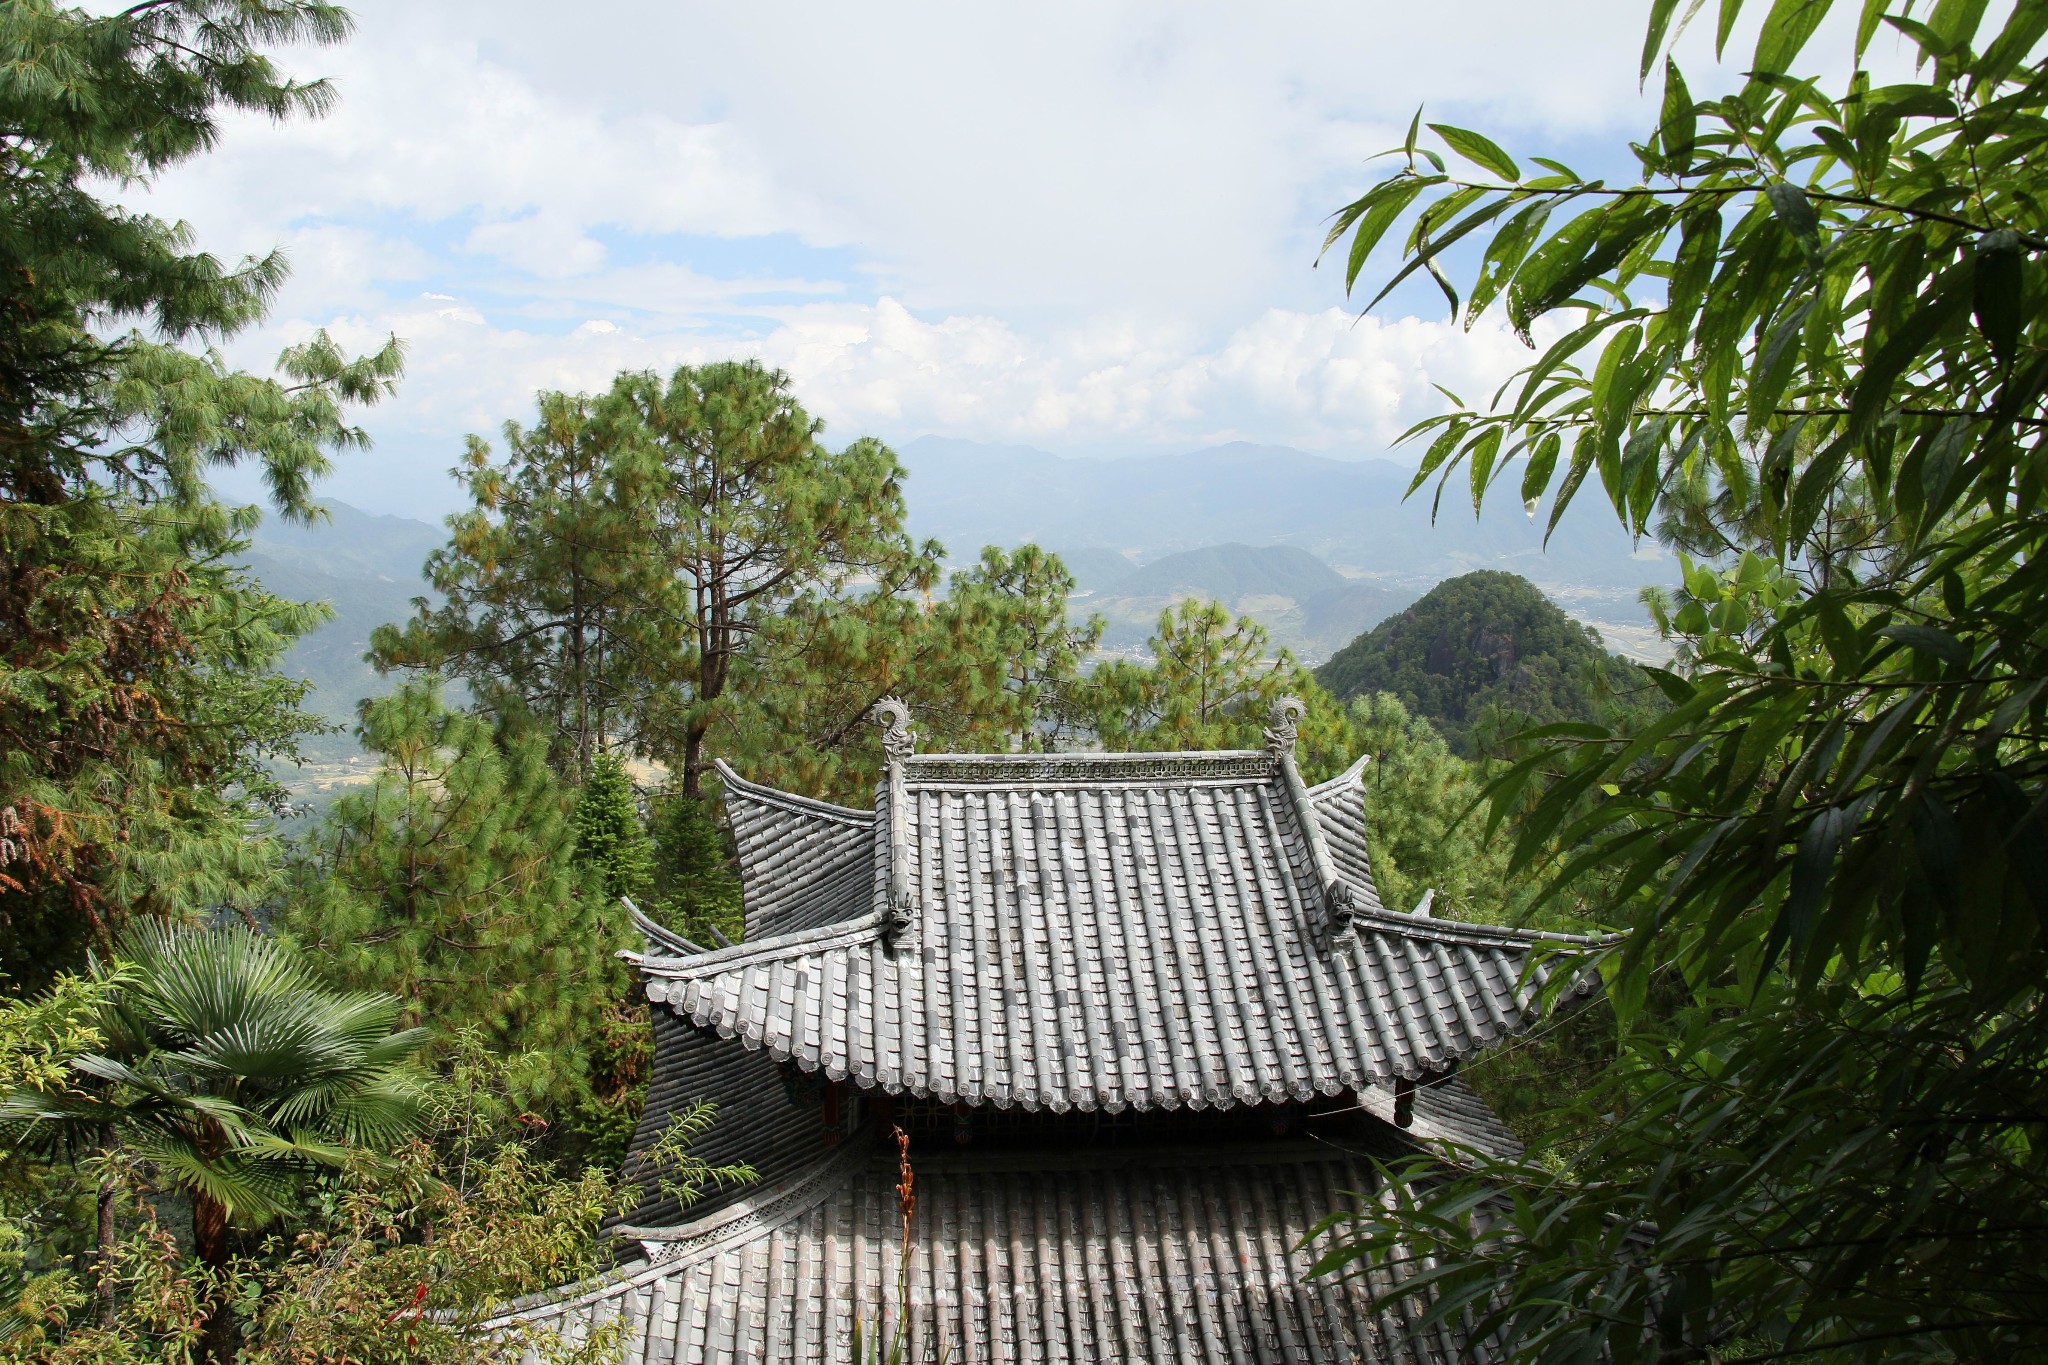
[896,437,1672,593]
[244,438,1674,760]
[1068,542,1416,655]
[244,501,445,757]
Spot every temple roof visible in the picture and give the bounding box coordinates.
[633,708,1605,1115]
[721,767,875,941]
[479,1135,1483,1365]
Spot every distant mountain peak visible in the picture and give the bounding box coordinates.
[1313,570,1649,756]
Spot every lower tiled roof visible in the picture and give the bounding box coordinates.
[483,1133,1495,1364]
[639,899,1597,1114]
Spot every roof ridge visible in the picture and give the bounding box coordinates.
[1305,752,1372,800]
[466,1141,877,1328]
[1342,903,1623,949]
[628,908,887,979]
[903,748,1271,763]
[625,897,707,957]
[714,759,874,825]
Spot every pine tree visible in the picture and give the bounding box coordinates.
[718,544,1100,804]
[648,786,743,946]
[572,753,654,906]
[936,545,1105,751]
[282,683,620,1110]
[1342,692,1512,921]
[371,392,667,781]
[1082,600,1354,771]
[0,1,402,982]
[608,360,931,794]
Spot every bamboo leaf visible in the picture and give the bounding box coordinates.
[1850,265,1971,445]
[1426,122,1521,181]
[1522,430,1561,506]
[1659,59,1697,169]
[1973,228,2023,371]
[1754,0,1831,74]
[1764,181,1820,249]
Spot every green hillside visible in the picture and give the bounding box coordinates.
[1045,545,1139,593]
[243,503,444,759]
[1313,570,1646,756]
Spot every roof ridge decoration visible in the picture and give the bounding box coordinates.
[714,759,874,826]
[1262,693,1305,757]
[870,698,916,953]
[1263,695,1363,953]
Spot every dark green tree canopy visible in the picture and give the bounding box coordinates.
[1314,570,1646,756]
[0,0,401,979]
[373,391,659,780]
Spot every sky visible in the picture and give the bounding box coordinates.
[138,0,1867,519]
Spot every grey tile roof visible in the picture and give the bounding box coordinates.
[610,1003,847,1237]
[717,761,875,940]
[1307,755,1388,910]
[637,747,1601,1114]
[482,1132,1495,1365]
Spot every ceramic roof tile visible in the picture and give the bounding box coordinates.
[486,1137,1491,1365]
[638,748,1606,1114]
[716,761,874,940]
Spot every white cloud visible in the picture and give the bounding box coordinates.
[174,0,1868,518]
[219,292,1561,518]
[463,213,608,278]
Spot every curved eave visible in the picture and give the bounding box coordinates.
[624,909,887,976]
[713,760,874,827]
[635,920,1603,1112]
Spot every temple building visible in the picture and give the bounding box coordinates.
[483,698,1602,1363]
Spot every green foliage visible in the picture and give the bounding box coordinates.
[720,542,1100,804]
[2,1030,713,1365]
[1314,571,1647,756]
[931,544,1106,751]
[0,0,402,981]
[0,1194,211,1365]
[1083,599,1354,779]
[1343,692,1512,920]
[633,1099,757,1211]
[573,753,654,906]
[282,682,622,1112]
[606,360,932,794]
[1312,1,2048,1358]
[372,391,662,781]
[0,922,430,1361]
[648,785,744,946]
[240,1032,639,1365]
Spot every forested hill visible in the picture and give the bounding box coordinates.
[1313,571,1647,756]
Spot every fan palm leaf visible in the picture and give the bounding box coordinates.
[0,922,432,1364]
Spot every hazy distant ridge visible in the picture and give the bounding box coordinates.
[243,439,1673,752]
[900,437,1673,593]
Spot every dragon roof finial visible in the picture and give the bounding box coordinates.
[1264,695,1306,758]
[871,697,916,762]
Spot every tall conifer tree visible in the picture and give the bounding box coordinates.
[0,0,402,981]
[372,392,666,781]
[608,360,929,794]
[572,753,654,906]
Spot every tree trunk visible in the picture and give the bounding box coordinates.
[192,1190,237,1365]
[682,716,707,797]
